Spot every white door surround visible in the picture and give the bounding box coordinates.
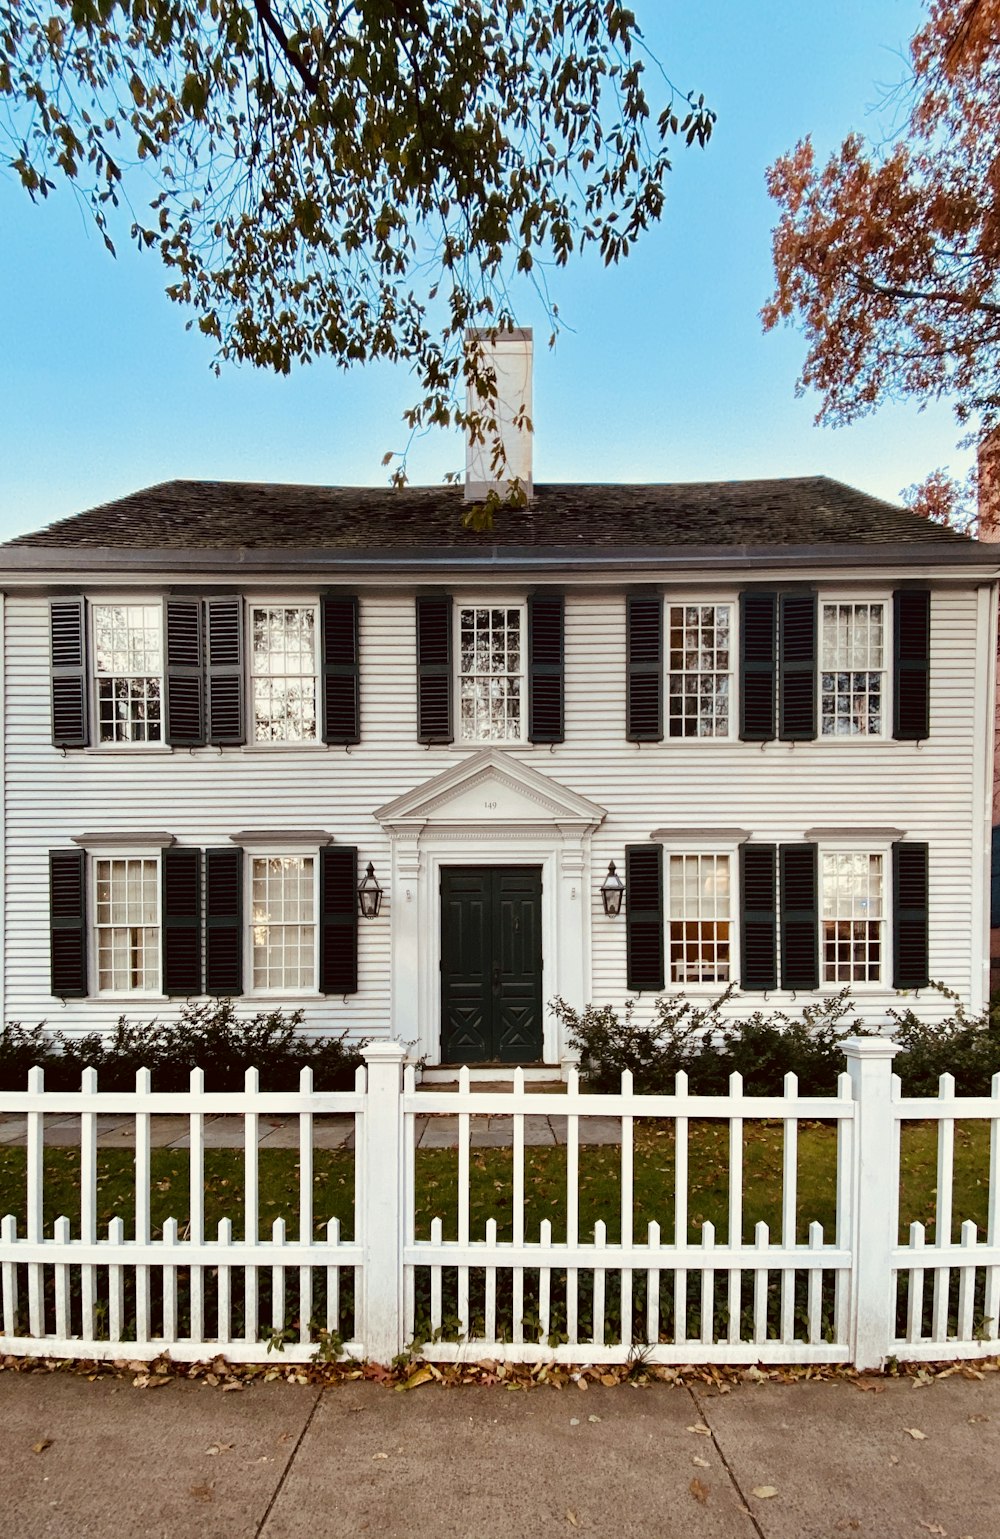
[375,749,607,1064]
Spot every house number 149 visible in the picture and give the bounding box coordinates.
[484,799,497,809]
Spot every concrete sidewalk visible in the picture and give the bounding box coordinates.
[0,1367,996,1538]
[0,1109,625,1150]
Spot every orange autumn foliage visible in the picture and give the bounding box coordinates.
[764,0,1000,433]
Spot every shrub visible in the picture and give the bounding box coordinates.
[551,984,1000,1098]
[0,1001,368,1091]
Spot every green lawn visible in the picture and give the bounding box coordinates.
[0,1119,989,1247]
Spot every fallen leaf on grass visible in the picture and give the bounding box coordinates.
[918,1524,946,1536]
[32,1439,52,1455]
[372,1452,389,1461]
[692,1456,711,1469]
[587,1415,601,1424]
[686,1424,712,1436]
[752,1486,779,1500]
[566,1511,578,1528]
[221,1381,243,1393]
[689,1478,709,1505]
[905,1428,927,1440]
[205,1443,234,1457]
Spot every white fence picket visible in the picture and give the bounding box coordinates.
[781,1072,799,1344]
[188,1068,206,1345]
[932,1073,956,1343]
[728,1072,744,1346]
[80,1067,98,1339]
[244,1067,260,1346]
[673,1070,689,1347]
[135,1068,152,1344]
[298,1067,314,1345]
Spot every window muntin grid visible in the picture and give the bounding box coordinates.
[667,604,732,738]
[668,853,731,984]
[92,604,163,744]
[820,603,885,737]
[822,852,883,984]
[95,857,160,993]
[251,856,317,990]
[251,607,318,743]
[458,606,524,742]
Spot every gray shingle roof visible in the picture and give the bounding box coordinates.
[1,476,972,552]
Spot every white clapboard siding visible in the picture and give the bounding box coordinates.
[2,581,986,1036]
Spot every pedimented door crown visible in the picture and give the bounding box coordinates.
[374,748,607,834]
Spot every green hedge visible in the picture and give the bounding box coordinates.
[0,1001,367,1092]
[550,984,1000,1098]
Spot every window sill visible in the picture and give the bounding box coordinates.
[82,745,172,755]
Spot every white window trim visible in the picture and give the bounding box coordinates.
[817,593,892,744]
[664,594,738,744]
[245,847,322,998]
[89,597,169,752]
[661,840,739,992]
[246,596,322,749]
[815,837,893,993]
[454,596,528,748]
[89,845,166,1001]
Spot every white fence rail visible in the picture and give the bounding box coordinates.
[0,1039,996,1368]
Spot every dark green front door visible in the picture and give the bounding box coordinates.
[440,866,543,1063]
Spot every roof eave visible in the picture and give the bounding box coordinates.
[0,539,996,580]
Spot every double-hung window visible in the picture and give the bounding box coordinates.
[92,604,163,744]
[667,603,733,738]
[667,852,732,983]
[457,604,525,743]
[250,855,318,990]
[251,605,319,743]
[820,602,886,737]
[820,851,884,983]
[94,856,160,993]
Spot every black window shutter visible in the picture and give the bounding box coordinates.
[50,849,87,997]
[206,597,245,746]
[625,844,664,991]
[205,847,243,995]
[528,592,564,743]
[164,599,205,747]
[50,597,89,749]
[893,841,929,989]
[626,595,662,742]
[739,844,778,991]
[779,593,817,741]
[320,846,358,994]
[992,827,1000,931]
[321,594,360,745]
[162,848,203,997]
[416,596,453,744]
[740,592,776,741]
[779,843,819,990]
[894,589,930,741]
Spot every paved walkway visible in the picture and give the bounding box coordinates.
[0,1367,996,1537]
[0,1086,625,1149]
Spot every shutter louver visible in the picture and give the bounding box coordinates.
[50,849,87,997]
[165,599,205,747]
[626,596,663,742]
[894,589,930,741]
[320,846,358,994]
[206,597,245,745]
[740,592,776,741]
[50,598,89,748]
[779,593,817,741]
[205,847,243,995]
[779,843,819,990]
[416,596,453,744]
[321,594,360,745]
[625,844,664,991]
[893,841,929,989]
[162,848,202,996]
[528,592,564,743]
[739,844,778,991]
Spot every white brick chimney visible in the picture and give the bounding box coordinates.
[464,328,533,502]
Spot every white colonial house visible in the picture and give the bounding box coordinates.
[1,335,998,1072]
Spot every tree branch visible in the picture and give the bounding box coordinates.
[858,274,1000,315]
[252,0,321,94]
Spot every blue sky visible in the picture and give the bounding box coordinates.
[0,0,968,543]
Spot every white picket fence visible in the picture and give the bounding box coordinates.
[0,1039,997,1368]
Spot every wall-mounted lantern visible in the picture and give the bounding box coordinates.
[600,860,625,918]
[358,861,383,919]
